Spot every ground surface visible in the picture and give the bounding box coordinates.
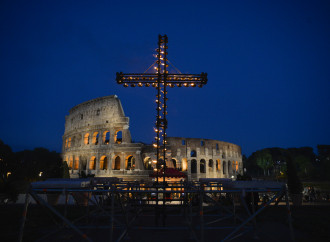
[1,203,330,242]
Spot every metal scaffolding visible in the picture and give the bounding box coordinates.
[19,178,295,242]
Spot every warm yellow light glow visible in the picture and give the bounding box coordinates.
[7,172,11,178]
[152,160,157,163]
[39,172,43,177]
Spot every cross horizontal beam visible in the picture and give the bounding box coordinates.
[116,72,208,87]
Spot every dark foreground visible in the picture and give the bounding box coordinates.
[1,203,330,242]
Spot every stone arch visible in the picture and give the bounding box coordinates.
[191,150,197,157]
[103,131,110,144]
[100,156,108,170]
[191,159,197,174]
[68,156,73,169]
[68,137,72,148]
[115,130,122,144]
[81,157,87,170]
[171,158,177,168]
[200,159,206,173]
[216,159,221,171]
[228,161,232,175]
[182,158,188,171]
[144,157,152,170]
[74,156,79,170]
[84,133,90,145]
[92,132,99,145]
[126,155,135,170]
[223,161,227,174]
[113,156,121,170]
[235,161,239,173]
[208,159,213,173]
[89,156,96,170]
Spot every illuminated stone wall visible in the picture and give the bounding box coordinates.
[62,95,145,180]
[62,95,243,181]
[142,137,243,181]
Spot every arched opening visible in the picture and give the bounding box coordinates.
[191,159,197,174]
[92,132,99,145]
[89,156,96,170]
[228,161,232,175]
[100,156,108,170]
[208,159,213,173]
[200,159,206,173]
[68,156,73,169]
[223,161,226,174]
[65,139,68,148]
[81,157,87,170]
[115,130,122,144]
[103,131,110,144]
[171,159,177,168]
[68,137,72,148]
[190,150,197,157]
[216,159,221,171]
[182,158,188,171]
[144,157,152,170]
[113,156,121,170]
[74,157,79,170]
[84,133,90,145]
[235,161,239,172]
[126,155,135,170]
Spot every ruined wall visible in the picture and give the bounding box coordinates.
[141,137,243,181]
[62,95,145,179]
[62,95,243,181]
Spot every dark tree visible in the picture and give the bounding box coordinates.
[286,156,303,194]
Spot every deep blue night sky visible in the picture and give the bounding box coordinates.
[1,0,330,156]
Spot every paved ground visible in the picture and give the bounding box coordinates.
[1,202,330,241]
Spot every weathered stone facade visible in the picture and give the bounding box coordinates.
[62,95,243,181]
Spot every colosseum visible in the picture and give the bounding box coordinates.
[62,95,243,181]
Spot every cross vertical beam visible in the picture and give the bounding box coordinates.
[116,35,207,183]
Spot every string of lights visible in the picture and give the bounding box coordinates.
[116,35,208,183]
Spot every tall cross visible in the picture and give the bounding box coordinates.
[116,35,207,182]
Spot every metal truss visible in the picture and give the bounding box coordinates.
[116,35,208,184]
[19,180,295,242]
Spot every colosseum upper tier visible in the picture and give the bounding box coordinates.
[62,95,243,181]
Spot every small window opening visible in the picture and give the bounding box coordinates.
[115,130,122,144]
[92,132,99,145]
[96,109,100,116]
[191,150,197,157]
[100,156,108,170]
[182,140,186,145]
[103,131,110,144]
[84,133,90,145]
[200,159,206,173]
[191,159,197,174]
[113,156,121,170]
[126,156,135,170]
[89,156,96,170]
[74,157,79,170]
[201,140,205,146]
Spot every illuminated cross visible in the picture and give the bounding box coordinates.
[116,35,207,182]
